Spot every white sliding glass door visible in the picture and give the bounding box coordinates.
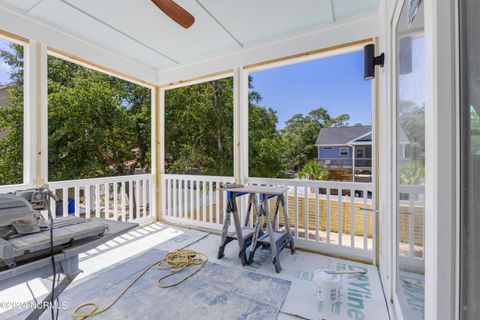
[393,1,425,319]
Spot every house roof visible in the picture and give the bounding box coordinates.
[316,125,410,146]
[315,125,372,146]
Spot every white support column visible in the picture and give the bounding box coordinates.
[239,68,249,182]
[234,67,248,221]
[151,87,159,221]
[23,41,36,186]
[158,87,165,220]
[233,67,242,183]
[24,41,48,187]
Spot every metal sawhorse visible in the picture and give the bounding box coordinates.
[217,185,263,266]
[247,186,296,273]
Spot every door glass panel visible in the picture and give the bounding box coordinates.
[395,1,425,319]
[460,0,480,319]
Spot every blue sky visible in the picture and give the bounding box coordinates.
[0,39,13,85]
[249,50,372,129]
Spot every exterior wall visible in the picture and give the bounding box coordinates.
[319,145,352,159]
[318,146,353,167]
[318,145,374,169]
[318,144,373,182]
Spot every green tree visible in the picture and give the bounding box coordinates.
[0,42,354,183]
[165,78,234,176]
[0,44,151,184]
[399,101,425,163]
[248,76,284,178]
[298,160,328,181]
[0,43,24,184]
[400,161,425,185]
[280,108,349,173]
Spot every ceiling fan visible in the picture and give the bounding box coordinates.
[150,0,195,29]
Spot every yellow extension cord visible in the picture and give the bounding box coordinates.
[72,249,208,320]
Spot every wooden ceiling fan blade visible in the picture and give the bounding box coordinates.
[151,0,195,29]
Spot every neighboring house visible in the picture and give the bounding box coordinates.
[316,125,372,182]
[316,125,410,182]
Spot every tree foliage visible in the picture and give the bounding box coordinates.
[279,108,349,175]
[400,161,425,185]
[0,43,151,184]
[1,42,354,184]
[0,43,24,185]
[298,160,328,181]
[399,101,425,163]
[248,77,285,178]
[398,100,426,185]
[164,75,351,179]
[165,78,234,176]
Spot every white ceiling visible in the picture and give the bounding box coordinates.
[0,0,379,72]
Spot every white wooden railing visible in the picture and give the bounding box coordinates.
[161,174,375,261]
[398,184,425,272]
[48,174,154,224]
[247,177,375,261]
[161,174,234,229]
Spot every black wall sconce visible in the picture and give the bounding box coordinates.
[364,44,385,80]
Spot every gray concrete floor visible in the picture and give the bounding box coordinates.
[1,222,389,320]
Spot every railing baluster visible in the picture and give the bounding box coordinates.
[363,190,368,250]
[129,180,134,221]
[165,178,170,217]
[315,188,319,242]
[304,186,308,240]
[139,180,143,219]
[113,182,118,221]
[183,179,188,219]
[326,188,331,243]
[222,185,227,223]
[74,186,80,217]
[196,180,201,221]
[209,181,213,223]
[172,178,177,218]
[350,190,355,248]
[95,184,100,218]
[121,181,126,222]
[135,179,140,220]
[63,188,68,217]
[145,178,150,218]
[202,180,207,223]
[409,195,415,257]
[85,185,91,219]
[294,186,298,238]
[284,188,289,233]
[338,189,343,246]
[216,181,220,225]
[104,183,110,219]
[50,188,57,216]
[179,179,183,218]
[372,193,376,254]
[189,179,193,220]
